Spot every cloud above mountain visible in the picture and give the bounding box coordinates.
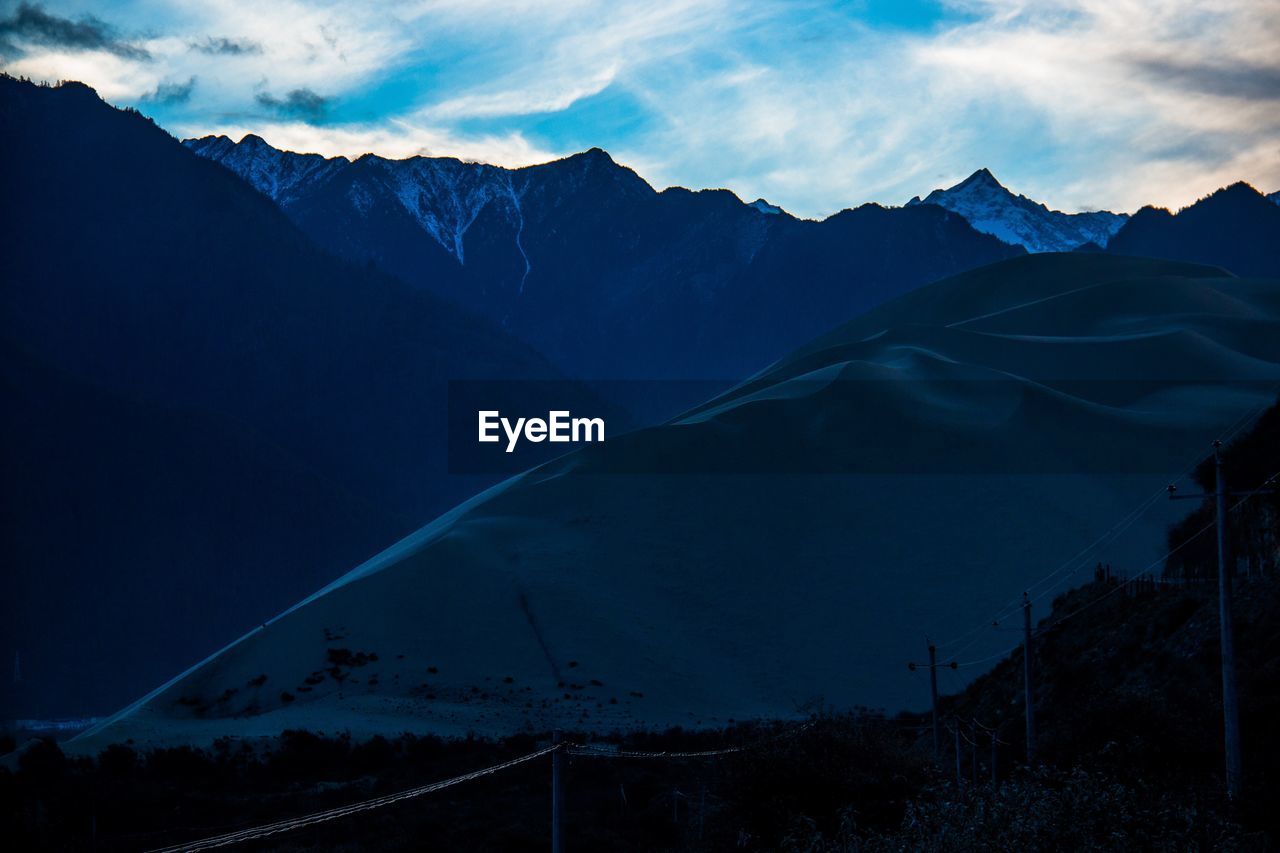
[255,87,331,121]
[1,0,1276,216]
[0,2,149,60]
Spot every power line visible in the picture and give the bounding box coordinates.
[140,721,816,851]
[951,641,1024,669]
[934,487,1166,654]
[935,389,1280,658]
[144,743,563,853]
[1041,466,1280,634]
[570,721,814,760]
[934,464,1279,715]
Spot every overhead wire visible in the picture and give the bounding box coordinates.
[144,743,563,853]
[934,387,1280,658]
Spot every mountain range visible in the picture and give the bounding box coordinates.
[188,135,1280,316]
[184,134,1024,387]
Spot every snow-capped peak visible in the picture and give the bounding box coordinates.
[907,169,1127,253]
[954,167,1003,191]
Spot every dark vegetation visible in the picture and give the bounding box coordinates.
[4,402,1278,851]
[2,587,1275,853]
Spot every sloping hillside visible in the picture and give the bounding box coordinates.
[73,253,1280,750]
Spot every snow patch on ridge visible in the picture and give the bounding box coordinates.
[184,135,347,206]
[907,169,1127,253]
[375,157,512,265]
[506,174,532,295]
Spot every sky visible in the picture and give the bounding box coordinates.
[1,0,1277,218]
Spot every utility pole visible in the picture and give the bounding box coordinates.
[990,726,999,785]
[929,643,940,761]
[954,722,962,783]
[1167,442,1278,800]
[552,729,564,853]
[1214,442,1243,800]
[908,640,956,763]
[1022,593,1036,766]
[971,719,979,784]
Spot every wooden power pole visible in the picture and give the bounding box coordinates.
[954,722,962,783]
[929,642,940,761]
[1167,440,1278,800]
[908,640,955,763]
[552,729,565,853]
[971,719,979,784]
[1022,593,1036,766]
[1213,441,1244,800]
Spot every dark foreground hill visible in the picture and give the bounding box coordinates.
[0,77,580,718]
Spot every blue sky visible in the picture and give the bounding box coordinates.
[2,0,1277,217]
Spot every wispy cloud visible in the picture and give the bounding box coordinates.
[0,2,149,60]
[189,36,262,56]
[2,0,1277,216]
[142,75,195,104]
[255,87,331,122]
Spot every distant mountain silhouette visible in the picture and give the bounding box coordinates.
[1106,183,1280,277]
[0,76,579,716]
[906,168,1127,252]
[186,136,1025,385]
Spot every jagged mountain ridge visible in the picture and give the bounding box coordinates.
[185,135,1024,385]
[906,168,1128,252]
[75,253,1280,750]
[1106,182,1280,278]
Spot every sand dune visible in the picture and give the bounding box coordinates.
[75,254,1280,751]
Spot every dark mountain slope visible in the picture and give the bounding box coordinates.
[1107,182,1280,277]
[0,341,387,716]
[0,77,574,716]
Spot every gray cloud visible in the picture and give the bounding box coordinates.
[142,76,196,105]
[190,36,262,56]
[255,87,330,122]
[1132,57,1280,102]
[0,2,149,60]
